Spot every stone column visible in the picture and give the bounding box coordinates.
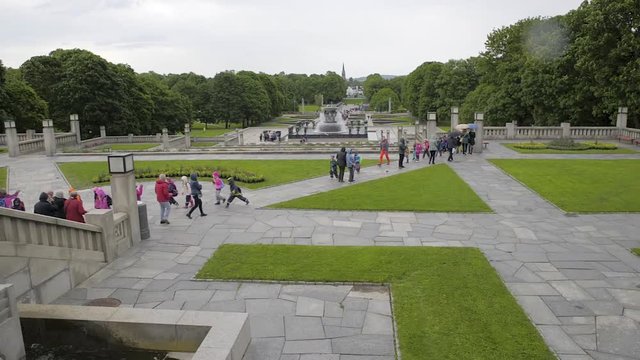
[70,114,81,144]
[426,112,438,140]
[560,122,571,138]
[616,107,628,129]
[85,209,116,262]
[474,113,485,154]
[42,119,56,156]
[184,123,191,148]
[506,122,515,139]
[0,284,25,360]
[236,129,244,146]
[450,107,459,129]
[110,172,141,245]
[100,126,107,138]
[4,121,19,157]
[162,128,169,150]
[26,129,35,139]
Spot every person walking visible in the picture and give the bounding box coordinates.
[398,138,407,168]
[155,174,171,224]
[415,142,422,162]
[64,191,87,223]
[462,131,470,155]
[34,192,57,217]
[181,176,193,208]
[52,191,66,219]
[336,147,347,182]
[93,187,110,209]
[378,136,390,166]
[212,171,227,205]
[226,177,249,207]
[422,139,429,159]
[187,173,207,219]
[346,149,356,183]
[136,184,144,201]
[468,130,476,154]
[428,138,438,164]
[329,155,338,179]
[447,135,455,162]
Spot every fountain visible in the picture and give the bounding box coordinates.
[316,106,344,133]
[288,104,368,141]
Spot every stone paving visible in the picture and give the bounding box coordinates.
[3,142,640,359]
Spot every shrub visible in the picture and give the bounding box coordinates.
[547,138,590,150]
[582,142,618,150]
[513,142,547,149]
[92,166,265,184]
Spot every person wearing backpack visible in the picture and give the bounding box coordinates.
[187,173,207,219]
[11,197,25,211]
[226,177,249,207]
[167,178,179,207]
[0,189,20,208]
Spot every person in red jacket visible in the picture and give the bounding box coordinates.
[64,191,87,223]
[155,174,171,224]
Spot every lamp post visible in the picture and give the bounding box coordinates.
[107,153,142,243]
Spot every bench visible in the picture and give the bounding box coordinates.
[618,135,633,143]
[483,141,489,149]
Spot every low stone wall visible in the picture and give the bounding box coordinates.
[0,284,25,360]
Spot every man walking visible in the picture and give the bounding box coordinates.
[336,147,347,182]
[155,174,171,224]
[398,138,407,168]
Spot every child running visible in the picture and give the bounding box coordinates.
[226,177,249,207]
[329,155,338,179]
[212,171,227,205]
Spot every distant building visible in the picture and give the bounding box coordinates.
[346,86,364,98]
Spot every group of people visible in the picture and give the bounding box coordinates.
[32,189,87,223]
[154,172,249,225]
[330,148,361,182]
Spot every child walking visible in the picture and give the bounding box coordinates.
[226,177,249,207]
[212,171,227,205]
[180,176,194,208]
[329,155,338,179]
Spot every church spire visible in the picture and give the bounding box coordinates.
[341,63,346,80]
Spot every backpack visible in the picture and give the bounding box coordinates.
[0,198,5,208]
[168,183,178,197]
[12,198,25,211]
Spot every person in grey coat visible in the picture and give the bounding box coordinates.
[346,149,356,183]
[336,147,347,182]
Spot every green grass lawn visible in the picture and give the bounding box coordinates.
[438,126,451,132]
[0,167,7,189]
[198,245,554,360]
[57,159,344,190]
[631,248,640,256]
[0,147,7,154]
[491,159,640,212]
[503,143,637,154]
[271,164,491,212]
[191,128,235,138]
[343,98,365,105]
[190,142,217,148]
[299,104,321,112]
[91,143,159,151]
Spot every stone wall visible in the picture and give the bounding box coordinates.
[0,284,26,360]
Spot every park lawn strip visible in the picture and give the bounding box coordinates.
[91,143,160,151]
[270,164,491,212]
[490,159,640,212]
[503,143,636,154]
[0,147,7,153]
[632,248,640,256]
[197,245,554,360]
[57,159,340,190]
[190,128,234,138]
[0,167,7,189]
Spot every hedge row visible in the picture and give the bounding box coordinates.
[92,166,265,184]
[513,141,618,151]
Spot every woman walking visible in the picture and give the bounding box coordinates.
[187,173,207,219]
[155,174,171,224]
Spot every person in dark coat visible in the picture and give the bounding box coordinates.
[64,192,87,223]
[187,173,207,219]
[398,138,407,168]
[336,147,347,182]
[225,177,249,207]
[34,192,57,217]
[447,135,456,162]
[52,191,66,219]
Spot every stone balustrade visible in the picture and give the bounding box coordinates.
[104,135,182,143]
[515,127,563,139]
[483,127,507,139]
[55,132,77,145]
[17,138,45,154]
[619,127,640,140]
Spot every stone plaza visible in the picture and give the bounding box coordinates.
[1,140,640,359]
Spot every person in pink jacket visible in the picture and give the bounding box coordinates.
[93,187,110,209]
[136,184,144,201]
[212,171,227,205]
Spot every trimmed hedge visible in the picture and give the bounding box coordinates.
[513,142,547,149]
[581,142,618,150]
[513,141,618,151]
[92,166,264,184]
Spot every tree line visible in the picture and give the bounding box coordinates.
[0,49,347,137]
[363,0,639,127]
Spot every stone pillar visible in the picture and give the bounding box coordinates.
[42,119,56,156]
[506,122,515,139]
[236,129,244,146]
[616,107,628,129]
[450,107,459,129]
[4,121,19,157]
[70,114,81,144]
[85,209,116,262]
[128,134,134,143]
[560,122,571,138]
[162,128,169,150]
[184,123,191,148]
[426,112,438,140]
[110,172,141,245]
[100,126,107,138]
[474,113,485,154]
[26,129,35,139]
[0,284,25,360]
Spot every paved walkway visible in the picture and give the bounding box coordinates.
[3,144,640,359]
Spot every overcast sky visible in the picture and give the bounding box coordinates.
[0,0,583,78]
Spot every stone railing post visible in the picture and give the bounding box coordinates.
[616,107,628,129]
[561,122,571,138]
[26,129,35,139]
[100,125,107,138]
[155,133,161,142]
[42,119,56,156]
[85,209,116,262]
[184,123,191,148]
[236,129,244,146]
[474,112,485,154]
[70,114,81,144]
[110,173,141,245]
[450,106,459,130]
[0,284,25,360]
[162,128,169,150]
[4,121,19,157]
[506,122,515,139]
[426,112,437,140]
[128,133,133,143]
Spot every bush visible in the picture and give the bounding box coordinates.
[92,166,265,184]
[547,138,590,150]
[513,142,547,149]
[581,142,618,150]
